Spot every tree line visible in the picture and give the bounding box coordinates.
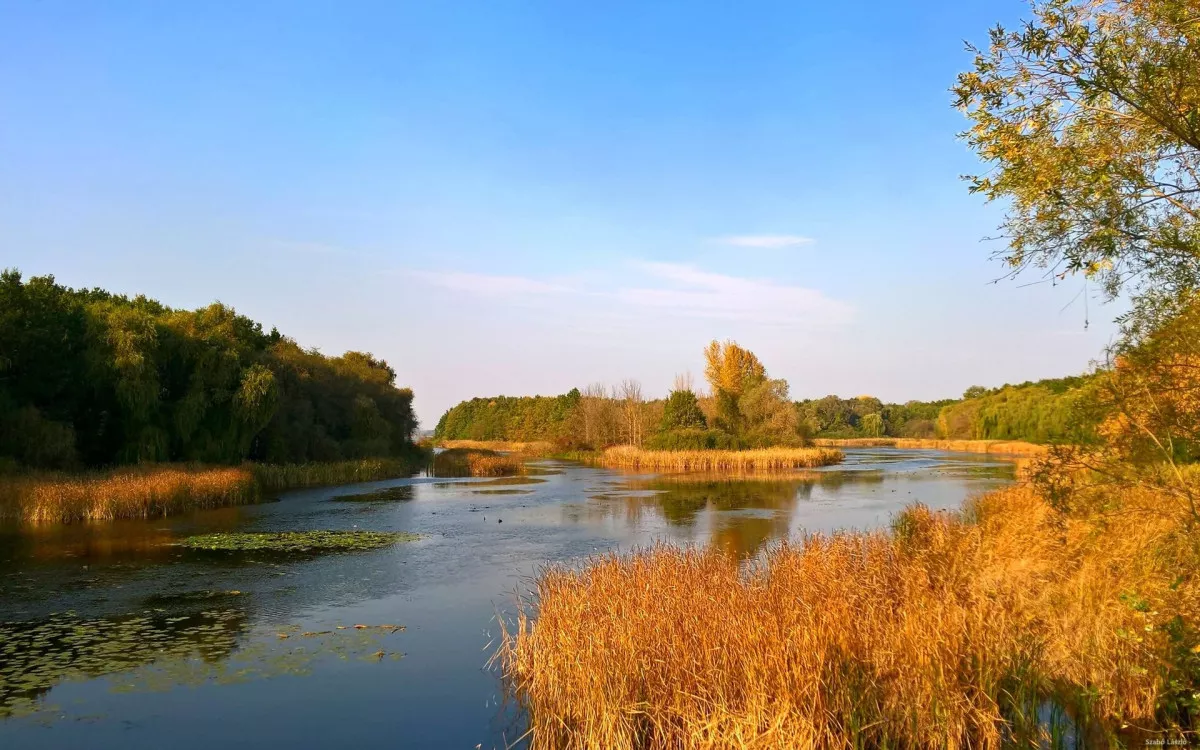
[435,341,1107,449]
[435,340,1099,449]
[0,270,418,470]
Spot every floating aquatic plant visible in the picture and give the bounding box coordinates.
[176,530,419,553]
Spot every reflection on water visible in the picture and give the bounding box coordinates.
[0,448,1016,748]
[576,448,1015,558]
[0,607,247,719]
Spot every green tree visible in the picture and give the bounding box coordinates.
[862,412,884,437]
[660,389,707,431]
[954,0,1200,305]
[0,269,418,469]
[739,378,800,446]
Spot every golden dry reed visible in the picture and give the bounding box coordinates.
[433,448,525,477]
[599,445,843,473]
[439,439,554,456]
[0,457,425,525]
[813,437,1049,456]
[498,481,1200,748]
[0,466,258,524]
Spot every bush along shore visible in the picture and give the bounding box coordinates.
[0,450,429,525]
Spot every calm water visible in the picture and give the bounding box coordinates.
[0,448,1015,749]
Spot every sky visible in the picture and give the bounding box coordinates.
[0,1,1123,427]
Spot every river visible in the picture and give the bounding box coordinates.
[0,448,1015,749]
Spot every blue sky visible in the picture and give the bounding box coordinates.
[0,1,1120,426]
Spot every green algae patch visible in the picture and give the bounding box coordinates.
[330,485,415,502]
[177,530,419,553]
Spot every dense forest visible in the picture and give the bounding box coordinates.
[435,349,1095,448]
[0,270,418,470]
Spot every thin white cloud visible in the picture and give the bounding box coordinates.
[618,261,853,325]
[405,262,851,327]
[408,270,572,296]
[714,235,815,249]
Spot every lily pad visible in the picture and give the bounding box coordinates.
[176,531,419,553]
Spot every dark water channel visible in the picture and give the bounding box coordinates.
[0,448,1015,749]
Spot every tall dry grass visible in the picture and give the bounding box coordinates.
[813,437,1049,456]
[0,466,258,524]
[497,481,1200,748]
[0,455,428,525]
[439,439,554,456]
[250,456,423,490]
[599,445,843,473]
[433,448,525,477]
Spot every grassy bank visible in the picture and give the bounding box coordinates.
[813,437,1049,456]
[0,454,428,524]
[598,446,843,473]
[497,479,1200,746]
[432,448,525,477]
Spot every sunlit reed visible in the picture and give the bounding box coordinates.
[497,481,1199,748]
[599,445,843,473]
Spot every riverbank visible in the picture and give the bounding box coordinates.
[0,454,429,524]
[497,474,1200,746]
[812,437,1048,456]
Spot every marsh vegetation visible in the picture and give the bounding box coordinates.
[432,448,525,477]
[597,445,843,473]
[176,530,419,553]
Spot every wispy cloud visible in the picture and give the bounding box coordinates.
[407,270,572,296]
[405,262,852,327]
[714,235,815,249]
[618,261,852,325]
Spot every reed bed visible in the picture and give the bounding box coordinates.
[599,446,843,473]
[438,439,555,457]
[497,481,1200,748]
[813,437,1049,456]
[433,448,525,477]
[0,454,428,525]
[0,466,258,524]
[250,456,423,491]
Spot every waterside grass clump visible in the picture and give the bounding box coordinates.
[0,454,428,525]
[439,439,555,456]
[177,530,418,553]
[0,466,259,525]
[497,480,1200,747]
[598,446,843,473]
[433,448,525,477]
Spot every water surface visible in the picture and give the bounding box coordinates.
[0,448,1014,749]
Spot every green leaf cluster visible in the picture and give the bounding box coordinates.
[0,269,418,469]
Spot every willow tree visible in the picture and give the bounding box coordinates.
[954,0,1200,307]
